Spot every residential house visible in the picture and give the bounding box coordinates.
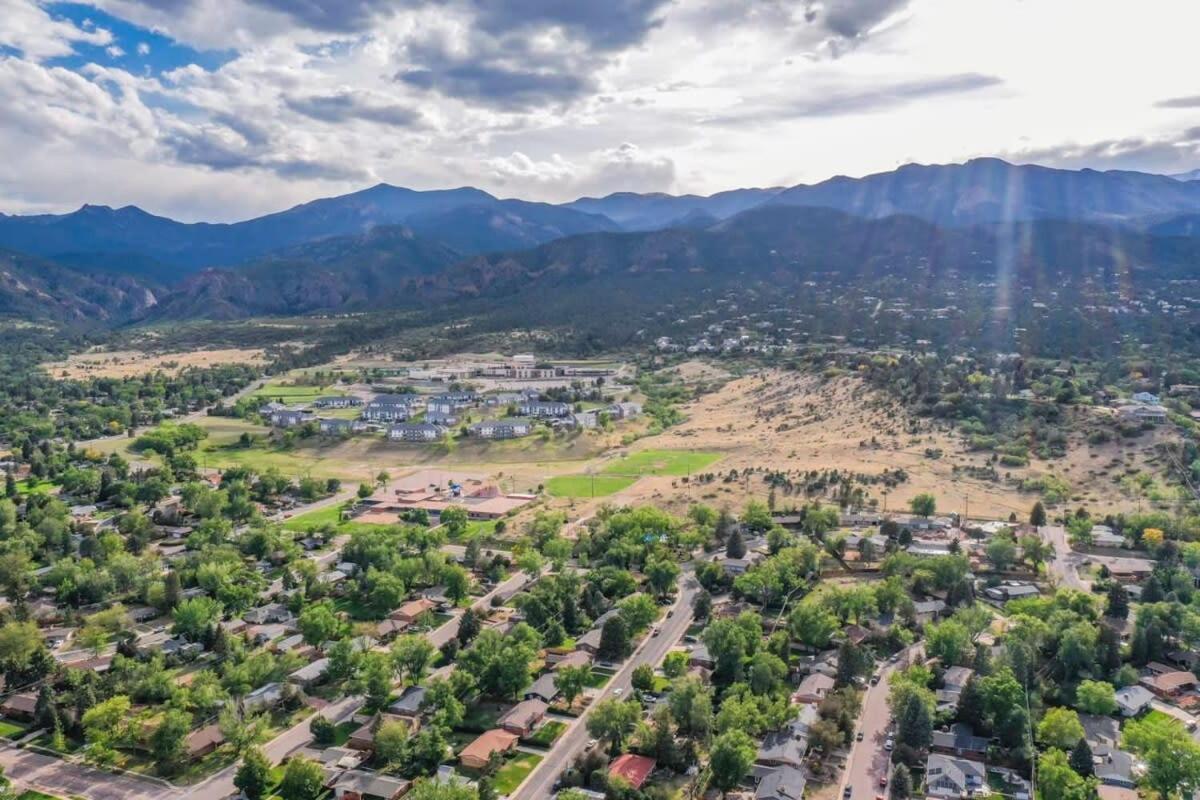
[983,582,1040,602]
[244,682,284,712]
[1115,685,1154,716]
[388,686,427,720]
[459,729,519,769]
[319,418,367,436]
[288,658,330,688]
[498,698,548,737]
[937,667,975,714]
[1117,405,1168,425]
[362,394,421,422]
[577,627,604,655]
[244,603,293,625]
[553,651,593,671]
[348,714,418,751]
[519,400,571,418]
[757,721,809,768]
[388,423,445,442]
[313,396,362,409]
[1139,670,1197,698]
[0,692,37,721]
[932,724,990,759]
[925,753,987,799]
[756,766,807,800]
[913,599,949,625]
[793,673,835,705]
[270,410,312,428]
[391,598,437,624]
[525,673,560,704]
[185,724,225,759]
[609,402,642,420]
[689,643,715,670]
[1091,526,1127,549]
[469,418,534,440]
[608,753,656,790]
[328,769,411,800]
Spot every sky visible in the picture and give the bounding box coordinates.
[1,0,1199,222]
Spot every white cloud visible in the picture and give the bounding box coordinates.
[137,42,150,55]
[1,0,1199,221]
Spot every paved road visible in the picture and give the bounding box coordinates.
[513,568,698,800]
[0,745,181,800]
[427,568,536,648]
[840,644,924,800]
[1043,525,1089,590]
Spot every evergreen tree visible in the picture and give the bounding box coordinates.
[598,616,630,661]
[457,609,482,646]
[1070,737,1094,777]
[1104,584,1129,619]
[898,693,933,751]
[1030,501,1047,528]
[957,677,987,730]
[164,570,182,610]
[726,528,746,559]
[234,747,272,800]
[1141,574,1164,603]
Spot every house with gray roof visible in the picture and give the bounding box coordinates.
[756,765,807,800]
[1115,685,1154,716]
[388,423,445,442]
[525,672,560,703]
[470,418,534,440]
[313,396,362,409]
[925,753,987,799]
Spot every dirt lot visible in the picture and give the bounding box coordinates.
[44,347,268,379]
[594,370,1173,520]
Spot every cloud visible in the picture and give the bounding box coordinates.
[464,0,670,50]
[284,90,423,126]
[136,41,150,55]
[1156,95,1200,109]
[486,142,676,200]
[704,72,1002,125]
[811,0,912,40]
[399,61,592,110]
[0,0,114,60]
[1004,128,1200,175]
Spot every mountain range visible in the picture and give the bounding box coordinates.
[4,157,1200,325]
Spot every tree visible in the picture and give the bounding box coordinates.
[709,729,756,793]
[234,748,272,800]
[151,709,193,771]
[298,601,344,646]
[925,620,971,666]
[1038,749,1091,800]
[457,609,482,646]
[897,691,933,752]
[555,665,591,709]
[909,493,936,518]
[789,602,839,649]
[1123,712,1200,798]
[310,716,336,746]
[172,596,222,642]
[1070,737,1094,777]
[890,764,913,800]
[1074,680,1118,715]
[645,556,680,599]
[598,616,630,661]
[692,590,712,620]
[663,651,688,679]
[986,536,1018,571]
[1030,501,1047,528]
[1038,707,1084,749]
[742,501,773,533]
[392,635,437,684]
[586,698,640,754]
[440,505,468,538]
[725,528,746,559]
[1104,584,1129,619]
[443,565,471,605]
[631,664,655,693]
[374,719,410,766]
[279,756,325,800]
[618,593,657,633]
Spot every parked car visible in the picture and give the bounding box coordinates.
[856,731,864,741]
[843,788,852,799]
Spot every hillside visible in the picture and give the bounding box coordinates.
[0,248,158,324]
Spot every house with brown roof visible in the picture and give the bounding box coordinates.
[793,673,835,704]
[498,699,547,737]
[553,650,593,671]
[608,753,656,790]
[459,729,519,769]
[185,724,225,759]
[348,714,419,751]
[0,692,38,721]
[390,598,437,624]
[1139,670,1198,698]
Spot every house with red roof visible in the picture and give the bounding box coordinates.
[608,753,656,789]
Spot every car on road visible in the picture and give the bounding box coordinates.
[843,788,852,799]
[880,776,888,788]
[885,736,894,751]
[667,609,674,617]
[856,731,864,741]
[652,628,660,637]
[587,739,598,750]
[869,674,880,685]
[614,688,623,696]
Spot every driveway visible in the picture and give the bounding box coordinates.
[839,644,924,800]
[513,568,698,800]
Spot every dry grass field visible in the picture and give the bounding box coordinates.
[44,347,268,379]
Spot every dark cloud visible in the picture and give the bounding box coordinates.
[465,0,670,50]
[285,91,423,126]
[1157,95,1200,109]
[164,123,366,180]
[705,73,1001,125]
[814,0,912,40]
[399,63,591,110]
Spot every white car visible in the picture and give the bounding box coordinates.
[613,688,623,696]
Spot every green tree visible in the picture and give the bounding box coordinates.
[392,634,437,684]
[909,493,936,518]
[890,764,912,800]
[598,616,630,661]
[235,747,272,800]
[1030,501,1047,528]
[1123,712,1200,798]
[789,601,839,649]
[618,593,658,633]
[555,665,591,709]
[151,709,193,771]
[374,719,410,766]
[709,729,756,792]
[925,619,971,666]
[298,600,344,646]
[631,664,655,692]
[279,755,325,800]
[439,505,469,538]
[662,651,688,679]
[1074,680,1117,715]
[172,596,222,642]
[586,698,640,755]
[645,556,681,599]
[897,691,933,752]
[986,536,1018,571]
[725,528,746,558]
[1070,737,1094,777]
[1038,749,1091,800]
[1038,707,1084,749]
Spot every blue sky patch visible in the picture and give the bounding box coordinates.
[44,2,235,75]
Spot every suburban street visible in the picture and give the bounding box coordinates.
[1042,524,1088,590]
[839,643,924,800]
[513,567,699,800]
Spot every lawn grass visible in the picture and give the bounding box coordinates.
[252,382,333,403]
[18,791,63,800]
[545,474,636,498]
[492,752,543,794]
[0,719,27,738]
[14,478,55,496]
[282,504,383,536]
[583,669,611,689]
[459,703,503,733]
[523,720,567,748]
[601,448,721,477]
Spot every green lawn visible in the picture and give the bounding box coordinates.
[0,719,27,738]
[14,478,55,496]
[282,504,381,536]
[523,721,567,748]
[252,382,334,403]
[19,791,63,800]
[493,752,543,794]
[583,669,612,689]
[459,703,503,733]
[546,474,636,498]
[601,449,721,477]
